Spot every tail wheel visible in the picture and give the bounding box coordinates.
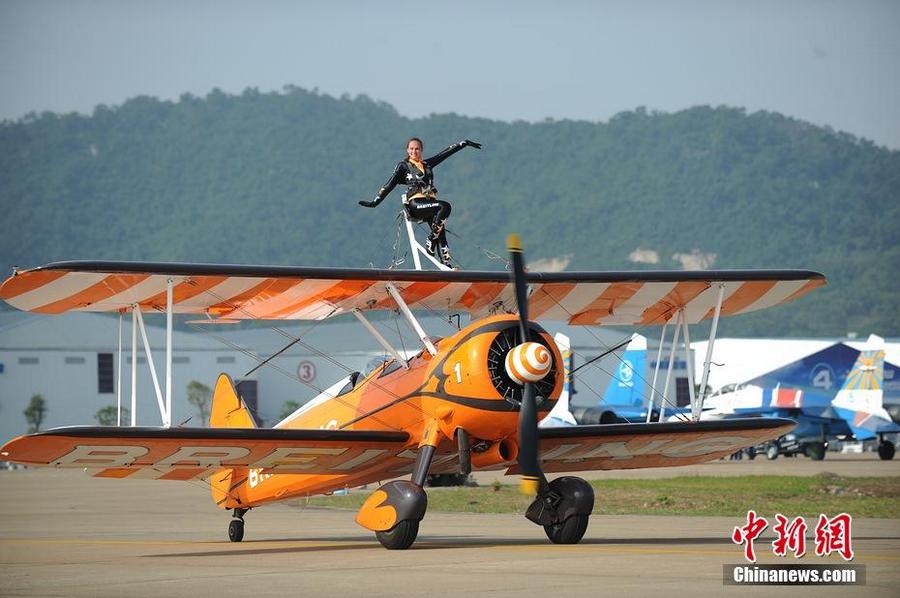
[544,514,589,545]
[805,442,826,461]
[878,441,896,461]
[376,520,419,550]
[228,519,244,542]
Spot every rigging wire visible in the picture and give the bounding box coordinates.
[191,281,433,425]
[529,285,693,422]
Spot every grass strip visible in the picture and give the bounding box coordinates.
[292,474,900,519]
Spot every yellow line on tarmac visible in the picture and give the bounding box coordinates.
[1,538,211,547]
[0,538,373,549]
[490,544,732,557]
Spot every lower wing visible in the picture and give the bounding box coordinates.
[0,426,411,480]
[506,417,795,474]
[2,418,794,479]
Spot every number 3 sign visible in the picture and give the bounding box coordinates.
[297,361,316,383]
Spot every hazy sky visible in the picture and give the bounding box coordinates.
[2,0,899,148]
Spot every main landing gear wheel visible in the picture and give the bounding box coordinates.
[805,442,826,461]
[544,514,590,545]
[766,443,779,460]
[228,507,248,542]
[878,440,896,461]
[228,519,245,542]
[375,520,419,550]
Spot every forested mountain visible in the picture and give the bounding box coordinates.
[1,87,897,336]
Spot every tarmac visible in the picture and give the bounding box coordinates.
[1,453,898,597]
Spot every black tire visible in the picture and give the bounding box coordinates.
[805,442,826,461]
[745,447,757,460]
[544,514,589,545]
[375,520,419,550]
[878,441,896,461]
[228,519,244,542]
[766,443,779,460]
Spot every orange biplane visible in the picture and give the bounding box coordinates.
[0,237,825,549]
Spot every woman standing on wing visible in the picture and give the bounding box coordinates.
[360,137,481,267]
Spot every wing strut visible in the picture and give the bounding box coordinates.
[120,277,179,428]
[352,309,410,369]
[116,312,123,426]
[165,278,173,428]
[695,283,725,420]
[386,283,437,356]
[134,306,167,425]
[680,309,696,419]
[647,318,669,423]
[131,304,137,425]
[658,310,683,422]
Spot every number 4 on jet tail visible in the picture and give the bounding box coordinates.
[0,236,825,549]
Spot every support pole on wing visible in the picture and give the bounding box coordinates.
[695,283,726,420]
[131,304,138,427]
[647,320,669,423]
[352,309,410,369]
[165,278,173,429]
[117,311,123,427]
[400,194,452,272]
[659,310,683,422]
[680,311,696,422]
[386,283,437,356]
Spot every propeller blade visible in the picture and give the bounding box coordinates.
[508,234,529,340]
[507,233,544,496]
[518,381,541,494]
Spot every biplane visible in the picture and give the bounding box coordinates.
[0,237,825,549]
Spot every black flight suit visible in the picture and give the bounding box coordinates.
[360,140,480,265]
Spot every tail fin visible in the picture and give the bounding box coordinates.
[209,373,256,510]
[831,335,897,440]
[210,373,259,429]
[832,335,886,415]
[602,333,647,408]
[747,342,860,397]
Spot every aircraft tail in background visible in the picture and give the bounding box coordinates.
[703,334,898,461]
[570,333,656,424]
[831,335,900,442]
[539,332,577,427]
[603,334,647,409]
[704,341,862,414]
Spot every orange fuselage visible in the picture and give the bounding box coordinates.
[221,314,562,507]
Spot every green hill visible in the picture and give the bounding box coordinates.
[1,87,897,336]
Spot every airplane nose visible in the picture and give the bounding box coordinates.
[505,342,551,385]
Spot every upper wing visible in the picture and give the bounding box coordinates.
[0,260,825,325]
[504,418,795,474]
[0,426,413,480]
